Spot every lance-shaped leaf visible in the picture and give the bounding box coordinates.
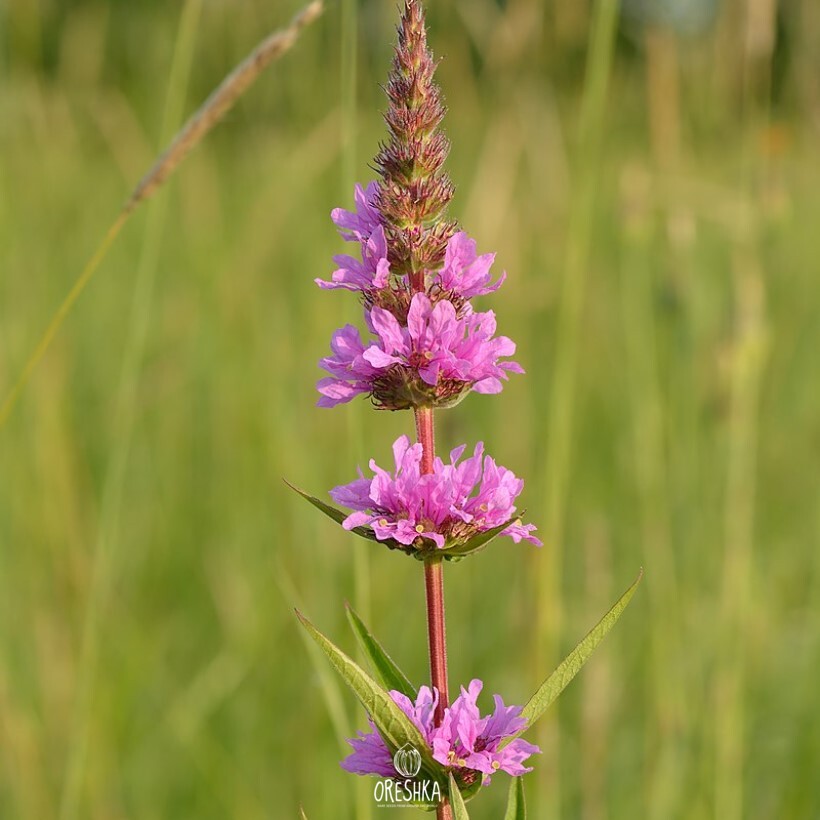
[345,603,417,701]
[507,569,643,744]
[295,610,443,782]
[285,481,418,555]
[448,773,470,820]
[503,777,526,820]
[286,481,378,540]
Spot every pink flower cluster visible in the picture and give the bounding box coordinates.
[330,435,541,549]
[317,295,522,410]
[342,680,540,783]
[315,183,521,410]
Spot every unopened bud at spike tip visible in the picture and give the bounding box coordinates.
[373,0,458,280]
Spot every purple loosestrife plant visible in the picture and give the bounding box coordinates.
[292,3,642,818]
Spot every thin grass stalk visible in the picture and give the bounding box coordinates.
[339,0,369,633]
[340,0,359,204]
[618,168,686,817]
[714,4,772,814]
[715,254,767,820]
[534,0,620,813]
[338,3,373,817]
[58,2,204,816]
[124,1,324,213]
[645,28,701,820]
[0,0,325,431]
[637,32,687,808]
[276,563,353,753]
[645,23,713,818]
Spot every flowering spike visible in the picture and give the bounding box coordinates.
[374,0,458,280]
[293,1,643,810]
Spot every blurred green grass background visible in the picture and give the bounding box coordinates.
[1,0,819,817]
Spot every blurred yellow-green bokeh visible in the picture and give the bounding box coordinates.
[1,0,818,817]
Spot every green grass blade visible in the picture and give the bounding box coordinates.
[504,777,526,820]
[520,570,643,734]
[345,603,417,700]
[295,610,442,781]
[275,565,352,755]
[449,774,470,820]
[58,3,205,816]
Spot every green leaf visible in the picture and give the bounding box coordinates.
[345,603,417,701]
[295,610,443,782]
[448,773,470,820]
[286,481,418,556]
[285,481,379,542]
[503,777,526,820]
[513,569,643,739]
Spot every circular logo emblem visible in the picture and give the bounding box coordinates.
[393,743,422,778]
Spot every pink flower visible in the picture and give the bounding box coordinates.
[341,681,540,784]
[330,435,542,548]
[331,181,382,244]
[316,324,380,409]
[431,680,540,780]
[434,231,505,302]
[317,213,507,312]
[315,224,391,293]
[317,294,523,410]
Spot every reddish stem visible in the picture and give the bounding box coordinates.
[415,406,452,820]
[424,559,449,721]
[414,405,436,475]
[415,409,447,717]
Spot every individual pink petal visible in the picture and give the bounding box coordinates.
[472,377,503,394]
[316,377,366,407]
[370,306,407,354]
[363,346,403,368]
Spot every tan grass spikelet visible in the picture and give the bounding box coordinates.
[0,0,324,429]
